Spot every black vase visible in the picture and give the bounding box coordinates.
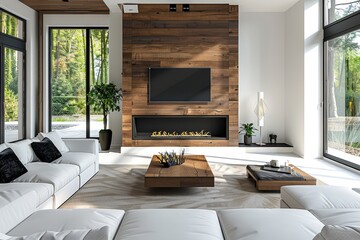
[99,129,112,150]
[244,135,252,145]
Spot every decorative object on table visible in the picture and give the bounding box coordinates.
[239,123,257,145]
[261,165,293,174]
[269,133,277,144]
[88,83,122,150]
[156,149,186,167]
[254,92,267,146]
[269,159,281,168]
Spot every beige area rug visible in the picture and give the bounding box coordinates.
[61,163,281,210]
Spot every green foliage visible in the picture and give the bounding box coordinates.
[239,123,257,136]
[88,83,122,130]
[50,29,109,117]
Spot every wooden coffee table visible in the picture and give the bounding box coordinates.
[247,164,316,191]
[144,155,214,187]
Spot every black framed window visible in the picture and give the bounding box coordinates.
[324,1,360,170]
[0,9,26,143]
[49,27,109,138]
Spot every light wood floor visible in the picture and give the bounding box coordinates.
[61,163,280,210]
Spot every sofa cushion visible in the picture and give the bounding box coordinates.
[0,190,38,234]
[12,162,79,192]
[6,140,35,165]
[31,137,62,163]
[38,132,69,153]
[53,152,95,172]
[218,209,324,240]
[310,209,360,226]
[115,209,224,240]
[0,183,53,208]
[0,148,28,183]
[313,225,360,240]
[8,226,110,240]
[8,209,125,240]
[281,186,360,209]
[353,188,360,194]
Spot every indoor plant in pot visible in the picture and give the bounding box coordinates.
[239,123,257,145]
[88,83,122,150]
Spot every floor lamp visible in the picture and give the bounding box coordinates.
[255,92,266,146]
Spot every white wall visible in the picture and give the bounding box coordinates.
[108,12,122,151]
[284,0,323,158]
[240,13,285,144]
[304,0,323,158]
[285,1,305,156]
[0,0,37,139]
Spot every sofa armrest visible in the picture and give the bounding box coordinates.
[62,139,99,156]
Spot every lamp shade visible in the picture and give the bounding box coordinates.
[254,92,265,127]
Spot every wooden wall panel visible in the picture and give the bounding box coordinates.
[123,4,238,147]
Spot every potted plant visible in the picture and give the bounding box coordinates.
[239,123,257,145]
[88,83,122,150]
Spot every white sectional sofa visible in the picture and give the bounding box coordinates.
[0,136,99,235]
[1,137,359,240]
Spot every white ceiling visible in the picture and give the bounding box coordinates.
[104,0,300,13]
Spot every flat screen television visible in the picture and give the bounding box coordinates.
[149,67,211,103]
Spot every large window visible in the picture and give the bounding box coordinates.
[324,2,360,169]
[0,9,26,143]
[49,28,109,138]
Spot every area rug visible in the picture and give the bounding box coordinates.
[61,163,281,210]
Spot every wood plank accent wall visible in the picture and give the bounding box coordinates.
[122,4,238,147]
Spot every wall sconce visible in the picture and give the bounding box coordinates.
[183,4,190,12]
[169,4,176,12]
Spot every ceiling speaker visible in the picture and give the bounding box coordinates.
[123,4,139,13]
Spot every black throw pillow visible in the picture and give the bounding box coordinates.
[0,148,28,183]
[31,137,62,163]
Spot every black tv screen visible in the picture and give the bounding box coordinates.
[149,67,211,102]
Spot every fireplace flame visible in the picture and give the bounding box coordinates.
[151,129,211,137]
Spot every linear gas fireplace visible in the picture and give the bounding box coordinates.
[132,116,229,140]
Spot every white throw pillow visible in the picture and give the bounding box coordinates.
[6,139,34,165]
[0,232,10,240]
[8,226,110,240]
[38,131,69,153]
[313,225,360,240]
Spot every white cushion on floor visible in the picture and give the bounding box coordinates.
[53,152,95,172]
[0,183,53,207]
[218,209,323,240]
[115,209,224,240]
[0,190,38,234]
[38,132,69,153]
[8,209,125,240]
[8,226,110,240]
[310,209,360,226]
[313,225,360,240]
[6,140,34,165]
[12,162,79,192]
[281,186,360,209]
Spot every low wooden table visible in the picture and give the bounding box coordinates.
[246,164,316,191]
[144,155,214,187]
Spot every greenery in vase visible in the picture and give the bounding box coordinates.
[87,83,122,130]
[156,149,186,167]
[239,123,257,136]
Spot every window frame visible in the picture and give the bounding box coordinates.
[48,27,109,139]
[323,4,360,171]
[0,8,26,143]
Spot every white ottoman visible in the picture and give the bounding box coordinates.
[114,209,224,240]
[218,209,323,240]
[281,186,360,209]
[8,208,125,239]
